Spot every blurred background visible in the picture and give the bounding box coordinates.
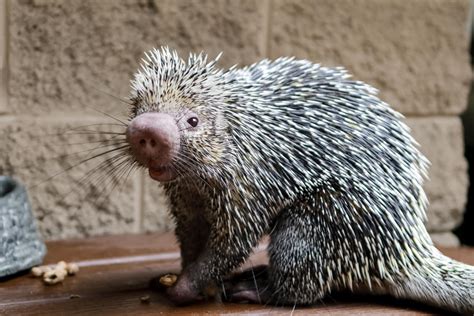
[0,0,472,246]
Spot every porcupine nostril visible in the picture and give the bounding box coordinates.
[136,135,159,151]
[138,138,157,148]
[126,112,180,165]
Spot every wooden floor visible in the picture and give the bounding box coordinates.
[1,232,472,315]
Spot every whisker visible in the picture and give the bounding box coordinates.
[82,79,132,106]
[72,94,129,130]
[56,138,128,147]
[290,302,297,316]
[172,156,213,191]
[90,108,129,127]
[116,160,138,188]
[264,280,287,308]
[52,151,130,204]
[175,149,213,179]
[6,137,127,173]
[28,145,130,190]
[220,277,228,301]
[173,162,194,184]
[54,141,129,161]
[30,125,126,140]
[85,157,130,194]
[119,161,139,190]
[67,123,126,130]
[64,130,126,136]
[75,154,130,202]
[90,156,135,206]
[249,263,261,304]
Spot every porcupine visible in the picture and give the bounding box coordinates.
[125,47,474,314]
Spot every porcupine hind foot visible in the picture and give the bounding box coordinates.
[224,206,329,306]
[223,265,272,303]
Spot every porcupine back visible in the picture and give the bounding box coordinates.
[217,57,473,313]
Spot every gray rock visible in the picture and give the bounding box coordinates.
[0,176,46,277]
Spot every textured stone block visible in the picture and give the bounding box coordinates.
[8,0,266,116]
[141,174,174,233]
[430,232,460,247]
[0,74,6,114]
[270,0,471,115]
[0,0,7,114]
[0,119,138,240]
[406,117,468,232]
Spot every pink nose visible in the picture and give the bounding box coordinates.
[126,112,179,166]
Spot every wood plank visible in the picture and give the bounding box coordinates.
[0,232,472,315]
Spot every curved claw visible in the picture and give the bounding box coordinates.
[166,274,204,306]
[222,265,271,305]
[230,289,265,304]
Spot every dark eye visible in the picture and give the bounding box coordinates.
[187,117,199,127]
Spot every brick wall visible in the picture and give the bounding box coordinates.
[0,0,471,245]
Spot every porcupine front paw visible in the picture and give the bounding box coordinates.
[222,265,272,304]
[166,274,204,305]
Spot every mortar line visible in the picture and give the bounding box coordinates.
[138,169,146,233]
[0,114,129,123]
[0,114,15,123]
[0,113,464,124]
[467,0,473,41]
[132,172,140,233]
[263,0,273,58]
[0,0,9,115]
[5,0,9,97]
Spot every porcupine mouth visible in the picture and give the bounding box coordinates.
[148,165,177,182]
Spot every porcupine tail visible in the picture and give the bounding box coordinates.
[388,246,474,315]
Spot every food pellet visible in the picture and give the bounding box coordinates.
[31,267,44,277]
[159,274,178,287]
[66,263,79,275]
[30,260,79,285]
[43,268,67,285]
[56,261,67,270]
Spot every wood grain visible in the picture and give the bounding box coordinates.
[0,233,472,315]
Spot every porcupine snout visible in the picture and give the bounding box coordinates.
[126,112,180,182]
